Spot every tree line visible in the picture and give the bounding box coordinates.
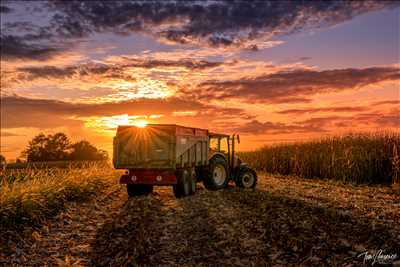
[1,132,108,163]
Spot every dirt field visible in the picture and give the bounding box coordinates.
[2,174,399,266]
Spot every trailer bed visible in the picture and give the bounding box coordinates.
[113,124,209,170]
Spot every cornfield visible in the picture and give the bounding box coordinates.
[240,132,400,184]
[0,161,116,227]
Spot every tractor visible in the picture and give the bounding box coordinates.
[113,124,257,197]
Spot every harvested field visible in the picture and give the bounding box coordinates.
[1,173,399,266]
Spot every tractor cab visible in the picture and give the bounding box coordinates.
[209,133,240,169]
[209,133,229,157]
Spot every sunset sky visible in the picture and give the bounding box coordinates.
[1,0,399,160]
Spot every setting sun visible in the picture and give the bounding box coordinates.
[135,120,147,128]
[83,114,149,134]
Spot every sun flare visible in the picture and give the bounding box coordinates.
[135,120,148,128]
[83,114,151,134]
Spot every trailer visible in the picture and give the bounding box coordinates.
[113,124,257,198]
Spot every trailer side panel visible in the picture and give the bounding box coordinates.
[113,124,208,170]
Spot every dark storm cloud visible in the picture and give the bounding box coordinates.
[17,57,225,80]
[121,57,225,70]
[0,5,12,13]
[47,0,397,47]
[197,67,400,103]
[16,64,116,80]
[0,95,247,129]
[13,58,225,82]
[0,35,62,60]
[1,0,397,60]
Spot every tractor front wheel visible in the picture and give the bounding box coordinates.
[235,168,257,189]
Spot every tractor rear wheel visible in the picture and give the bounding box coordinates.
[236,168,257,189]
[127,184,153,197]
[173,169,191,198]
[204,157,229,190]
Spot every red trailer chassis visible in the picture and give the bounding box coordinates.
[120,169,177,185]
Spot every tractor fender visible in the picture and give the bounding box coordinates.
[208,152,227,162]
[195,153,227,182]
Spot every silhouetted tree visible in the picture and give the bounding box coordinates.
[22,133,70,162]
[22,133,108,162]
[0,154,6,165]
[69,140,108,161]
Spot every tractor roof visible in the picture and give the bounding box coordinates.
[209,132,230,137]
[117,124,229,137]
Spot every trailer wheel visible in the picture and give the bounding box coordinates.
[189,169,196,195]
[236,168,257,189]
[173,169,191,198]
[127,184,153,197]
[204,157,229,190]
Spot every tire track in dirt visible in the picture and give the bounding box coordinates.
[143,184,271,266]
[89,191,165,266]
[89,185,237,266]
[143,187,226,266]
[88,183,274,266]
